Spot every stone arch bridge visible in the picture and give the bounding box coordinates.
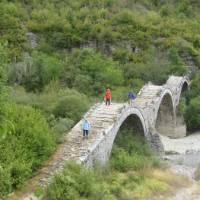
[36,75,189,187]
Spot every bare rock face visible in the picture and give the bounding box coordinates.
[26,32,37,48]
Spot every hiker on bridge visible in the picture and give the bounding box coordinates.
[128,91,136,105]
[82,118,91,139]
[104,88,112,106]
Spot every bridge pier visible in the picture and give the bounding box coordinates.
[174,113,187,138]
[154,89,187,139]
[148,128,164,154]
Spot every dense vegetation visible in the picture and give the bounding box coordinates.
[0,0,200,198]
[184,72,200,131]
[0,104,56,198]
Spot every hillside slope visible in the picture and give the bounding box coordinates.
[0,0,200,199]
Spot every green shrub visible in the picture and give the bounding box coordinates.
[160,5,173,16]
[0,166,12,200]
[178,97,187,115]
[62,49,124,95]
[0,103,56,197]
[39,83,91,118]
[122,47,170,85]
[110,147,136,172]
[110,146,152,173]
[167,47,187,76]
[9,86,40,108]
[112,86,132,102]
[9,85,90,138]
[187,72,200,100]
[6,103,56,167]
[114,129,153,157]
[0,44,7,120]
[8,52,63,92]
[110,129,155,172]
[52,118,74,134]
[26,52,62,91]
[51,117,74,142]
[44,162,102,200]
[0,3,27,58]
[73,74,93,95]
[112,48,133,64]
[185,96,200,131]
[53,94,90,122]
[9,160,32,189]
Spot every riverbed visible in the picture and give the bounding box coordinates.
[160,132,200,200]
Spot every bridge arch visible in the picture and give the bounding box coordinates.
[177,79,189,103]
[115,106,148,137]
[181,80,189,93]
[177,79,189,105]
[174,78,189,137]
[84,106,148,166]
[153,77,189,139]
[155,89,175,138]
[118,113,145,137]
[175,79,189,112]
[166,76,189,108]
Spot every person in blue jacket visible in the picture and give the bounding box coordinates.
[128,92,137,105]
[82,118,91,139]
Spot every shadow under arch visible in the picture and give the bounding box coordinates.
[103,107,147,164]
[176,80,189,113]
[118,113,145,136]
[111,113,147,157]
[175,80,189,136]
[155,92,175,138]
[181,81,189,94]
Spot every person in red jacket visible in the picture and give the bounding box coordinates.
[104,88,112,106]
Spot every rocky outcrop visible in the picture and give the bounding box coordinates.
[26,32,37,48]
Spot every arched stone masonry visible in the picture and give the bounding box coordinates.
[21,75,190,198]
[83,106,147,167]
[155,93,175,138]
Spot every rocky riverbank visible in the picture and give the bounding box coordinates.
[159,132,200,200]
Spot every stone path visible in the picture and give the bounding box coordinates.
[39,103,125,185]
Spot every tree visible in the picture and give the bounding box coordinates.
[185,96,200,131]
[63,49,124,95]
[0,44,8,120]
[0,2,27,59]
[9,52,63,91]
[187,72,200,100]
